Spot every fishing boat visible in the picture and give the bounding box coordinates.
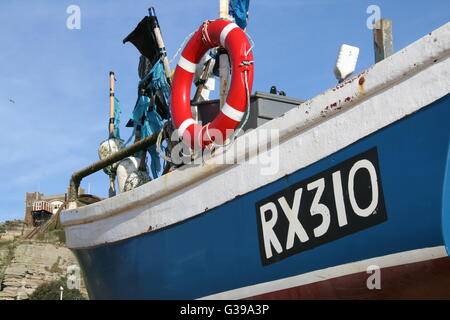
[60,3,450,299]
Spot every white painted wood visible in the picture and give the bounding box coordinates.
[219,0,229,19]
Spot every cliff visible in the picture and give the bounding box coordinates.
[0,221,88,300]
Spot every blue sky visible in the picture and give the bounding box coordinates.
[0,0,449,222]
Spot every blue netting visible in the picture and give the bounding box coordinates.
[229,0,250,29]
[127,59,170,179]
[131,95,163,179]
[140,59,170,104]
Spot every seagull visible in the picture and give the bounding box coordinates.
[9,99,15,104]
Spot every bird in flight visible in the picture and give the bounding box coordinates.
[9,99,15,104]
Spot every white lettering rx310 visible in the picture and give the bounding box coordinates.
[256,148,387,265]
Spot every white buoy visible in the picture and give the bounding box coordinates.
[123,169,151,192]
[116,156,150,193]
[97,137,124,175]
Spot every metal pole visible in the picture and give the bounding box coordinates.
[108,175,116,198]
[148,7,172,84]
[109,72,115,138]
[373,18,393,63]
[68,132,158,203]
[193,58,213,104]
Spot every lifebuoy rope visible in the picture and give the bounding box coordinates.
[171,19,255,151]
[169,31,196,65]
[203,66,253,150]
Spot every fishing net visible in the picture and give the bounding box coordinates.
[98,138,125,176]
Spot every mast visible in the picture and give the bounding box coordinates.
[219,0,230,107]
[109,72,115,138]
[219,0,229,18]
[148,7,172,84]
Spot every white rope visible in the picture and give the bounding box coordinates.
[246,32,255,56]
[168,28,254,158]
[156,128,172,163]
[169,31,196,65]
[203,68,252,150]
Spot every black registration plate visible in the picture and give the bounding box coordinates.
[256,147,388,266]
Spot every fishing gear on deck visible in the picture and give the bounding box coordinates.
[123,17,161,69]
[120,6,173,187]
[116,155,150,193]
[193,51,217,104]
[270,85,286,96]
[147,7,172,83]
[123,7,172,84]
[124,8,172,121]
[98,72,125,197]
[171,18,254,150]
[138,55,152,80]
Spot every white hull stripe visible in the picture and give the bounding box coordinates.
[220,23,239,47]
[178,56,197,73]
[221,102,245,122]
[178,118,196,137]
[199,246,449,300]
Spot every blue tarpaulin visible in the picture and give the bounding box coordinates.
[229,0,250,29]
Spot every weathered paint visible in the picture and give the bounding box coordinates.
[61,23,450,249]
[60,23,450,300]
[71,92,450,299]
[246,255,450,300]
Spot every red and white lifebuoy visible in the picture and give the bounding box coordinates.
[171,19,254,149]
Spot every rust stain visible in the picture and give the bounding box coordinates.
[358,77,365,86]
[358,76,366,95]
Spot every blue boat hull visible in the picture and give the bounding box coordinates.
[74,93,450,299]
